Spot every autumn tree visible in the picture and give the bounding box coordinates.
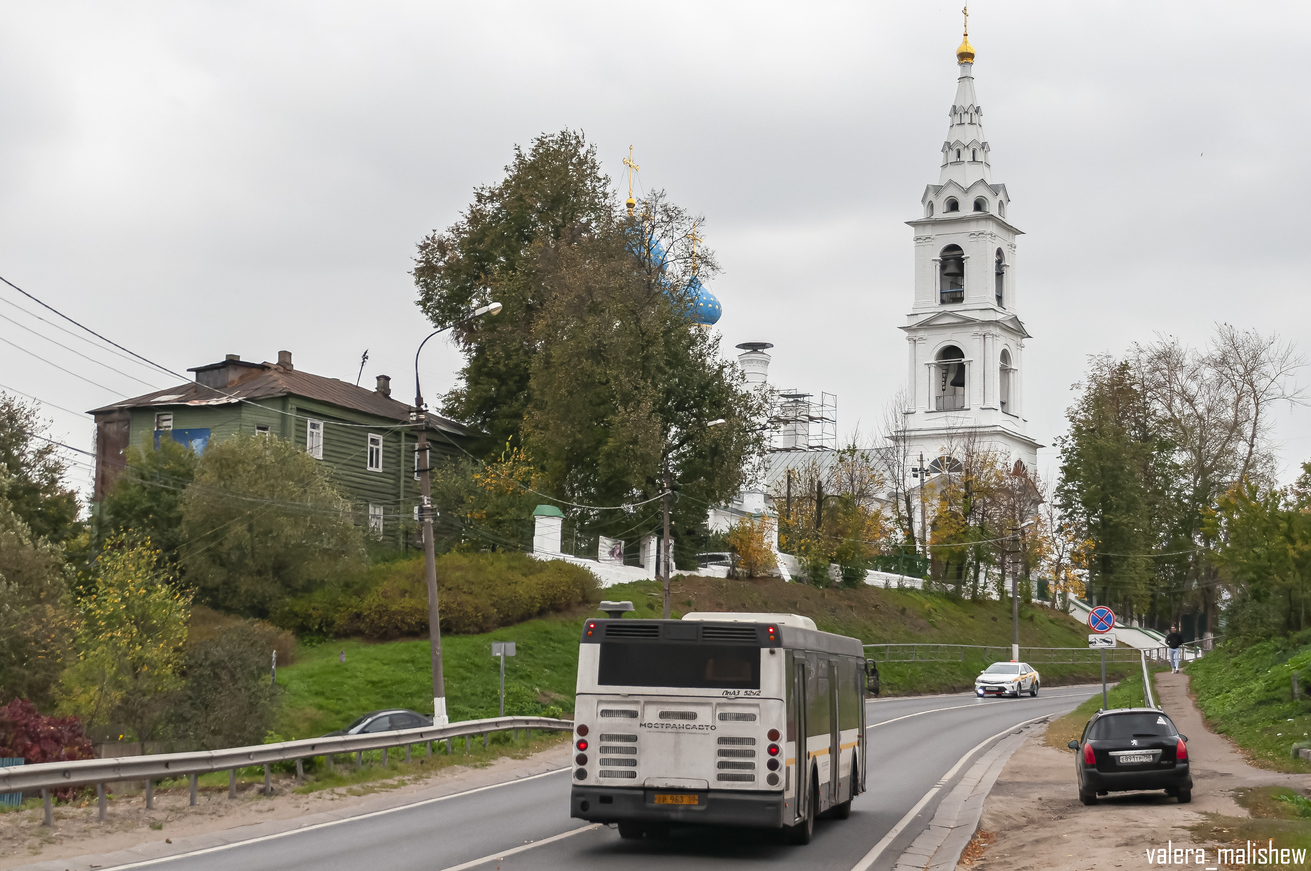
[0,392,80,545]
[58,538,191,748]
[725,515,778,579]
[95,438,198,565]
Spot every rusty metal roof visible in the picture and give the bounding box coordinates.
[87,362,473,436]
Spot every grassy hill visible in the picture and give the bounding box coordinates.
[275,574,1127,738]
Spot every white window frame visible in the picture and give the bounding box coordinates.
[306,419,323,459]
[368,504,384,538]
[155,412,173,431]
[255,424,271,437]
[367,434,383,472]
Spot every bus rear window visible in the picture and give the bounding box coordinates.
[598,642,761,689]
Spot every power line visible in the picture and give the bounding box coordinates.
[0,293,166,378]
[0,310,161,388]
[0,334,121,394]
[0,381,93,419]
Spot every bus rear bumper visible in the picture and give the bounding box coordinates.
[571,786,789,829]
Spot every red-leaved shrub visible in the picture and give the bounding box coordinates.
[0,698,94,765]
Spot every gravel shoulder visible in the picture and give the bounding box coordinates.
[1,738,570,871]
[957,672,1311,870]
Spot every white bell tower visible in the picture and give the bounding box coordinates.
[897,19,1040,474]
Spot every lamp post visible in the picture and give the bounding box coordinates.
[1011,518,1036,662]
[414,301,501,725]
[660,418,727,619]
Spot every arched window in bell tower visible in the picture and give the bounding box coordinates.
[1000,348,1014,413]
[935,345,967,411]
[944,197,959,213]
[926,201,935,217]
[939,245,964,304]
[994,248,1006,307]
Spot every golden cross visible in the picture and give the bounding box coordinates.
[962,4,969,37]
[623,145,640,214]
[686,220,703,276]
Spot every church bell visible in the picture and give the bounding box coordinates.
[949,363,966,388]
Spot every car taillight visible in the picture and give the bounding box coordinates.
[1176,738,1187,761]
[767,744,780,757]
[576,724,589,737]
[767,728,780,742]
[576,739,588,752]
[1082,742,1095,765]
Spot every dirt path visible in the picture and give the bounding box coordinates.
[957,673,1310,870]
[1,740,570,871]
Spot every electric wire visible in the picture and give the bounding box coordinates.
[0,334,121,394]
[0,310,160,388]
[0,293,166,377]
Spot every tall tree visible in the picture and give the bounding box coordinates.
[0,392,80,545]
[95,438,198,565]
[413,130,613,454]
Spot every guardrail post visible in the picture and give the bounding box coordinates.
[97,783,106,820]
[483,732,489,749]
[146,779,154,810]
[404,745,412,764]
[382,747,388,768]
[41,789,52,827]
[229,769,237,799]
[189,773,197,806]
[464,736,471,755]
[355,751,362,768]
[295,759,304,783]
[326,754,335,772]
[425,742,432,760]
[445,739,452,755]
[263,765,271,796]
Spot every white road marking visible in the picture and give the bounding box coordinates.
[848,714,1051,871]
[865,690,1089,730]
[437,824,601,871]
[98,767,572,869]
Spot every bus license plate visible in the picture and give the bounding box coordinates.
[654,794,699,805]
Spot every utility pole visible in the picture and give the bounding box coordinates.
[661,464,673,619]
[918,452,928,561]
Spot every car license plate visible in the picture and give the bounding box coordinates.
[1118,753,1152,765]
[654,793,698,805]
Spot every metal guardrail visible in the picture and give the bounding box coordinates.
[2,715,572,826]
[863,640,1215,667]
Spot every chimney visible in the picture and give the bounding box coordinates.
[226,354,240,363]
[375,374,392,398]
[277,350,293,370]
[735,342,774,387]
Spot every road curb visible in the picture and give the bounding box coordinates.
[890,720,1043,871]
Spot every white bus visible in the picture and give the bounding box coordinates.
[569,611,866,844]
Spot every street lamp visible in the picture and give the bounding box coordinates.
[413,301,502,725]
[660,417,728,619]
[1011,518,1036,662]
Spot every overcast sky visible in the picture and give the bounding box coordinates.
[2,1,1309,498]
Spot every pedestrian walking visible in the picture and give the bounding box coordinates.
[1165,625,1184,673]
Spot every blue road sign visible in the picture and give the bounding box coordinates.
[1088,606,1116,633]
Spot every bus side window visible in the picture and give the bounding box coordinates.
[808,657,830,736]
[785,651,796,743]
[838,658,860,731]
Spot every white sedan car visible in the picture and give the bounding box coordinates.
[975,661,1040,698]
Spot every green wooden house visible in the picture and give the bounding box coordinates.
[89,350,475,544]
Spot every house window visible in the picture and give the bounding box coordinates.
[368,504,384,538]
[155,412,173,431]
[367,434,383,472]
[255,425,271,437]
[306,419,323,459]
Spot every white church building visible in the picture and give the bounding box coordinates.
[896,26,1041,475]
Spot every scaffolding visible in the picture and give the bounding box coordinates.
[770,390,837,452]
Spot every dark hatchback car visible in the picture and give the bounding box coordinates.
[322,709,432,737]
[1068,708,1192,805]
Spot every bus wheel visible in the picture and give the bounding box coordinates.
[617,821,645,840]
[787,779,817,845]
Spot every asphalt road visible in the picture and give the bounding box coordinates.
[99,686,1099,871]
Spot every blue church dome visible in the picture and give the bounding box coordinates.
[685,275,722,326]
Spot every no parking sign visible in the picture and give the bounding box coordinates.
[1088,606,1115,634]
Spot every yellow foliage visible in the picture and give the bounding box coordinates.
[726,516,778,578]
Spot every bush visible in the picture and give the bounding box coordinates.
[188,605,295,667]
[272,553,597,639]
[0,699,93,800]
[171,621,282,751]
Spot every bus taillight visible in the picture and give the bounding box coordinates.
[577,738,589,752]
[576,753,588,766]
[576,724,589,737]
[767,743,780,757]
[767,728,780,741]
[586,621,596,637]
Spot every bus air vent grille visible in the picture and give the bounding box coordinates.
[600,770,638,779]
[600,709,638,718]
[700,626,759,642]
[717,760,756,770]
[717,736,756,745]
[599,745,637,755]
[659,711,697,721]
[717,748,756,758]
[718,712,756,722]
[605,623,660,638]
[599,733,637,742]
[599,757,637,767]
[716,773,756,782]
